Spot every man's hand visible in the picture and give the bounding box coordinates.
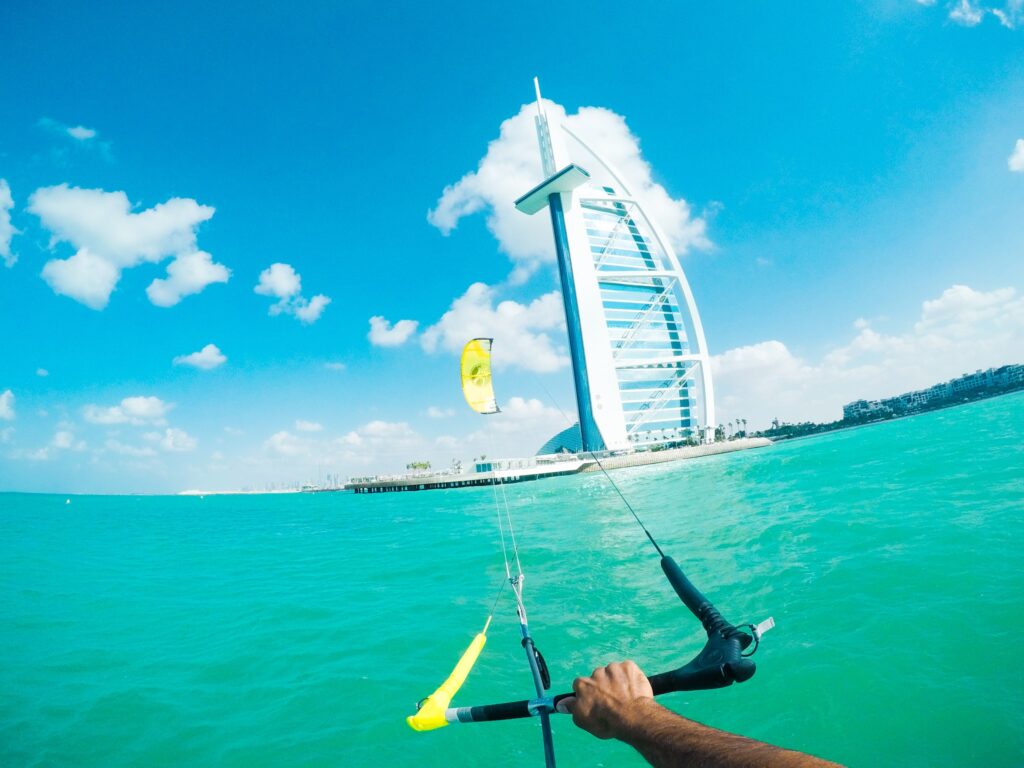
[557,661,656,740]
[558,660,844,767]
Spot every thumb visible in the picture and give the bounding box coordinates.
[556,696,577,715]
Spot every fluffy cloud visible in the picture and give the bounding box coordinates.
[254,262,331,324]
[264,430,307,457]
[157,427,197,452]
[0,180,18,267]
[447,396,573,458]
[19,426,86,461]
[340,420,419,449]
[39,117,100,143]
[105,439,157,457]
[949,0,985,24]
[1009,139,1024,172]
[260,420,423,474]
[943,0,1023,26]
[428,99,709,280]
[420,282,568,372]
[67,125,97,141]
[368,316,418,347]
[712,284,1024,427]
[256,262,301,299]
[295,420,323,432]
[52,428,85,451]
[294,295,331,324]
[28,185,227,309]
[0,389,15,420]
[173,343,227,370]
[147,250,230,307]
[83,396,172,426]
[426,406,455,418]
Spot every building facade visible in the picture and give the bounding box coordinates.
[841,364,1024,421]
[520,86,716,453]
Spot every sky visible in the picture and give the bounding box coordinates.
[1,0,1022,493]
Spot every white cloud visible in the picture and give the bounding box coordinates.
[159,427,197,452]
[67,125,97,141]
[426,406,455,418]
[146,250,230,307]
[712,284,1024,427]
[29,185,226,309]
[294,294,331,323]
[0,390,14,420]
[1009,139,1024,172]
[259,423,423,461]
[39,118,100,143]
[991,0,1024,26]
[105,439,157,457]
[341,420,420,450]
[37,118,109,155]
[51,429,85,451]
[324,361,346,371]
[0,427,13,443]
[36,368,49,377]
[17,426,89,460]
[943,0,1022,26]
[420,282,569,372]
[428,99,708,280]
[0,179,18,267]
[173,343,227,370]
[265,430,306,457]
[949,0,985,24]
[456,395,573,458]
[83,396,172,426]
[254,262,331,324]
[255,262,301,299]
[368,316,418,347]
[295,420,323,432]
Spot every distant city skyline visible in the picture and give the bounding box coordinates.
[1,1,1022,492]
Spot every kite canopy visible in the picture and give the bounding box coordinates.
[461,338,499,415]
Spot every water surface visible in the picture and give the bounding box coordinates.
[2,393,1022,766]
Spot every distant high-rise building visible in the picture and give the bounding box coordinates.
[518,82,715,453]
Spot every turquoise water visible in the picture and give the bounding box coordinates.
[2,393,1023,767]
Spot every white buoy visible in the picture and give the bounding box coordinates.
[65,498,71,505]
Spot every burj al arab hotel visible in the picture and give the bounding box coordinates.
[519,81,716,454]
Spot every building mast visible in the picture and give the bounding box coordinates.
[516,79,606,452]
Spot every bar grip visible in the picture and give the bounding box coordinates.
[436,554,758,725]
[660,556,710,619]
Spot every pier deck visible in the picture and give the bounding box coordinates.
[345,438,772,493]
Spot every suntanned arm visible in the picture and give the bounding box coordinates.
[558,661,843,768]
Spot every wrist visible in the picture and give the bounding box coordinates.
[610,696,661,741]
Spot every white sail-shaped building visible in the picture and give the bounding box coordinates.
[517,83,716,453]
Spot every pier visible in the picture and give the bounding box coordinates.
[345,438,772,494]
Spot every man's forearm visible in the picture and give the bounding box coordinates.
[614,699,842,768]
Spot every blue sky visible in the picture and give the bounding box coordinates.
[1,1,1022,493]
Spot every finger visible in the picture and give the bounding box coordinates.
[572,676,587,695]
[556,696,577,714]
[607,661,627,677]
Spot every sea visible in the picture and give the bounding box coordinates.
[1,392,1022,767]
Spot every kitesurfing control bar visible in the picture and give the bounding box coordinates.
[443,556,758,724]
